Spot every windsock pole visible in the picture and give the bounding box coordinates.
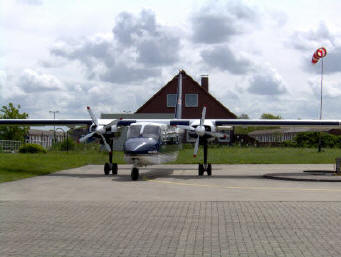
[318,58,324,152]
[311,47,327,152]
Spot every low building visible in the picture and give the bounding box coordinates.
[248,127,331,144]
[26,129,65,148]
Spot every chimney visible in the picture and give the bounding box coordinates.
[201,75,209,91]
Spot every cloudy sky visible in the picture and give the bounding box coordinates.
[1,0,341,119]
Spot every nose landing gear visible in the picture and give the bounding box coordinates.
[131,167,139,181]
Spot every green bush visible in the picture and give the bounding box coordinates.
[282,140,298,147]
[51,138,100,152]
[293,132,341,148]
[19,143,47,153]
[51,138,76,151]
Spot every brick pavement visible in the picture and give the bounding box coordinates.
[1,201,341,257]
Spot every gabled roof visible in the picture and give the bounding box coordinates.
[135,70,237,118]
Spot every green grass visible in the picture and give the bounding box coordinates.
[1,147,341,183]
[175,147,341,164]
[0,151,124,183]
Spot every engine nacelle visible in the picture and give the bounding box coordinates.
[89,124,97,132]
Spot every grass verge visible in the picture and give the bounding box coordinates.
[175,147,341,164]
[0,151,124,183]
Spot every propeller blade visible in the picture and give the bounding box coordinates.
[79,132,96,143]
[177,125,195,131]
[205,131,226,138]
[87,106,98,127]
[99,134,111,152]
[193,136,200,157]
[200,106,206,127]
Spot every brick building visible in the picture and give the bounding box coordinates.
[103,70,237,147]
[136,70,236,119]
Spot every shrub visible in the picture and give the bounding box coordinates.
[51,138,76,151]
[294,132,341,148]
[19,143,47,153]
[282,140,298,147]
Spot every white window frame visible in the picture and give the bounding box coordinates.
[167,94,177,107]
[185,94,198,107]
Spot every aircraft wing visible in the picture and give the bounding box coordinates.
[213,119,341,128]
[0,118,341,128]
[0,119,92,126]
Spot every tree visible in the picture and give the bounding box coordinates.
[260,113,282,119]
[238,113,249,119]
[0,103,29,141]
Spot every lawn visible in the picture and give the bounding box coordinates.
[0,150,124,183]
[176,147,341,164]
[1,147,341,183]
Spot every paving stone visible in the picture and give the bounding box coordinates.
[1,201,341,256]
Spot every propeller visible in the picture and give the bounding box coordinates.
[79,106,118,152]
[178,106,226,157]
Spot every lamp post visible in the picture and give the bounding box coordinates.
[56,127,68,152]
[49,110,59,144]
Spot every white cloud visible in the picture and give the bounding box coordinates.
[2,0,341,120]
[18,69,64,92]
[200,45,254,74]
[16,0,43,5]
[191,0,259,44]
[290,22,335,51]
[50,10,180,84]
[248,68,287,96]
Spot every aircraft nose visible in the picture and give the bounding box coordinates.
[124,138,159,154]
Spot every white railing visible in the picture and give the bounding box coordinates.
[0,140,23,152]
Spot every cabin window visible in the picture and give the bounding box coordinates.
[167,94,177,107]
[185,94,198,107]
[142,125,161,140]
[127,125,142,138]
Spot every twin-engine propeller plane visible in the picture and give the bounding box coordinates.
[1,71,341,180]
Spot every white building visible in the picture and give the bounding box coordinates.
[26,129,65,148]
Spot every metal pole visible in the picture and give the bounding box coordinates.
[66,130,68,152]
[318,58,324,152]
[53,112,56,144]
[49,110,59,144]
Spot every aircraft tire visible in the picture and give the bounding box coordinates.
[207,164,212,176]
[112,163,118,175]
[104,162,111,175]
[198,164,204,176]
[131,168,139,181]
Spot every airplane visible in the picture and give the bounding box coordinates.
[1,70,341,180]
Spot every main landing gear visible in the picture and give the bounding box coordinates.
[104,148,118,176]
[198,139,212,176]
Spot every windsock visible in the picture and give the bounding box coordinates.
[312,47,327,64]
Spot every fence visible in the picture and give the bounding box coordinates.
[0,140,23,152]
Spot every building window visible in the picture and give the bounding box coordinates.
[167,94,177,107]
[185,94,198,107]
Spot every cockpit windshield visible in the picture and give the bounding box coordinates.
[142,125,161,140]
[127,125,142,139]
[127,124,161,140]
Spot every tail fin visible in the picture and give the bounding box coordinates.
[175,71,183,119]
